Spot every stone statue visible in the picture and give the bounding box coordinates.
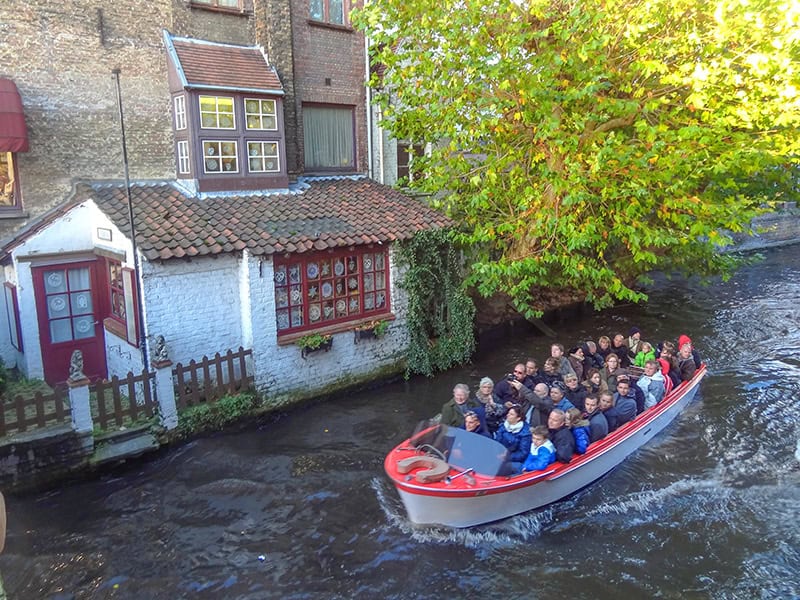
[154,335,169,362]
[68,350,85,381]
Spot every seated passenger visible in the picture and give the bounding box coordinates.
[494,405,532,472]
[596,335,613,362]
[657,341,681,387]
[522,425,556,472]
[599,391,621,432]
[581,341,606,372]
[676,335,698,381]
[678,334,702,369]
[526,382,553,428]
[583,393,609,442]
[626,327,643,362]
[613,377,637,426]
[563,373,587,412]
[565,407,590,454]
[541,357,565,387]
[634,341,656,368]
[567,346,585,382]
[611,333,631,367]
[550,343,576,379]
[636,360,666,408]
[440,383,481,428]
[600,354,624,392]
[462,410,491,438]
[524,358,546,388]
[494,364,536,415]
[582,368,607,395]
[474,377,506,434]
[549,382,575,412]
[547,409,576,463]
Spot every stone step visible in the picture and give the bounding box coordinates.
[90,432,160,467]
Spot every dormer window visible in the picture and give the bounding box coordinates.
[165,33,288,192]
[200,96,235,129]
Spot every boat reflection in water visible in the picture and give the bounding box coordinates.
[385,365,707,528]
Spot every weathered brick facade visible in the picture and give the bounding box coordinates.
[0,0,370,238]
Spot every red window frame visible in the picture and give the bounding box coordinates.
[107,259,126,325]
[274,247,390,335]
[103,258,140,347]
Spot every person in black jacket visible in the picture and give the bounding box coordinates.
[547,409,576,463]
[583,394,608,443]
[599,391,621,432]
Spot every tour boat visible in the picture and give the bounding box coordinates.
[385,365,707,528]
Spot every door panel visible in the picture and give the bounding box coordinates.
[34,261,107,385]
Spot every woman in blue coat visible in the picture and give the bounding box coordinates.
[494,405,532,473]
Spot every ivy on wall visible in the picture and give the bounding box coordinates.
[398,228,476,376]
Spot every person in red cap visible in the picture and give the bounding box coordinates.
[676,335,697,381]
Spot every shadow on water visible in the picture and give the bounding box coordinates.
[3,247,800,599]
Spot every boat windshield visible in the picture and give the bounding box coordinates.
[408,421,512,477]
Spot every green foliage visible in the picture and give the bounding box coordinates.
[397,228,476,376]
[295,333,332,351]
[354,0,800,316]
[372,319,390,337]
[177,393,259,436]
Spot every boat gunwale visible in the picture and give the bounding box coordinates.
[386,364,706,498]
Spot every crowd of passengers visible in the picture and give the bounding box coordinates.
[439,329,702,475]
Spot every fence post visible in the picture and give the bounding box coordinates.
[152,335,178,430]
[67,350,93,434]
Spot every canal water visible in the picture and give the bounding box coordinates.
[2,246,800,599]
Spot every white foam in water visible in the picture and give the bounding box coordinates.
[796,438,800,463]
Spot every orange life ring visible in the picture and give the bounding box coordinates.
[397,456,450,483]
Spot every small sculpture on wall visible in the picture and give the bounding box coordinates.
[154,335,169,362]
[68,350,86,382]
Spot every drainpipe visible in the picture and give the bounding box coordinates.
[364,34,374,180]
[112,69,149,370]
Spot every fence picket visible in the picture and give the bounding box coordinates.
[96,380,109,429]
[202,356,213,403]
[111,376,124,427]
[15,396,26,433]
[141,369,154,417]
[237,347,249,392]
[35,392,46,427]
[126,372,138,422]
[188,360,200,406]
[226,349,236,394]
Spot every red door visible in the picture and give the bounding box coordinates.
[33,261,107,385]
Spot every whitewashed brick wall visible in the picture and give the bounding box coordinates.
[140,253,244,368]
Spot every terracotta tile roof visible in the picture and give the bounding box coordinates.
[85,178,451,261]
[170,37,283,94]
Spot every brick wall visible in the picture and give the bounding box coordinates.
[288,0,368,174]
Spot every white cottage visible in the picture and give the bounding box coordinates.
[0,177,450,400]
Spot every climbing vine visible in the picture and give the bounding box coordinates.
[398,228,476,377]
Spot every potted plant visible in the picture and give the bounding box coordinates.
[296,333,333,358]
[353,319,390,343]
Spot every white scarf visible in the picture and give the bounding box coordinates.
[503,419,524,434]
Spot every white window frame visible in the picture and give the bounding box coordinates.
[247,141,280,173]
[202,140,239,174]
[174,95,187,130]
[177,141,190,174]
[199,95,236,130]
[244,98,278,131]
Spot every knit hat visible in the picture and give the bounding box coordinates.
[629,327,641,336]
[678,334,692,349]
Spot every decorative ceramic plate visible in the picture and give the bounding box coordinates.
[348,277,358,290]
[277,312,289,330]
[205,158,219,171]
[75,319,91,333]
[321,282,333,298]
[291,288,302,303]
[364,257,372,270]
[47,272,63,288]
[50,297,66,312]
[309,305,321,321]
[307,263,319,278]
[274,270,286,283]
[334,260,345,276]
[336,299,346,314]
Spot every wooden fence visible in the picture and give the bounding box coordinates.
[174,347,254,409]
[0,386,71,437]
[91,369,158,430]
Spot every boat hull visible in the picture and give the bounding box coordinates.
[387,366,706,528]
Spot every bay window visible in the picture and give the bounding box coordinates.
[274,248,390,335]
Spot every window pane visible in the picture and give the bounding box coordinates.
[310,0,323,20]
[68,267,90,291]
[218,0,239,6]
[47,294,69,319]
[50,319,72,343]
[44,270,67,294]
[0,152,17,207]
[70,291,93,315]
[329,0,344,23]
[303,106,354,169]
[73,316,95,339]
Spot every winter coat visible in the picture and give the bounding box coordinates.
[549,426,576,463]
[615,394,637,426]
[554,397,575,412]
[612,343,631,367]
[557,356,576,379]
[494,379,535,417]
[440,397,481,428]
[525,393,553,428]
[571,420,591,454]
[522,440,556,472]
[634,349,656,368]
[565,385,588,412]
[586,410,609,442]
[602,406,621,432]
[567,354,584,382]
[636,371,666,408]
[475,392,506,433]
[677,355,697,381]
[494,421,532,463]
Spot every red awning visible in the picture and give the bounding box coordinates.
[0,79,29,153]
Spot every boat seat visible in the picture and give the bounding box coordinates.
[396,455,450,483]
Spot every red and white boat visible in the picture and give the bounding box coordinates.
[385,364,707,528]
